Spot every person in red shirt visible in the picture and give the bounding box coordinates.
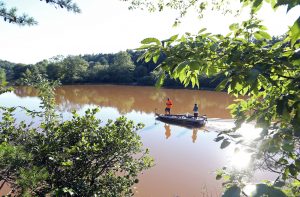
[165,98,173,115]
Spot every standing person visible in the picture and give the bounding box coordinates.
[193,103,199,118]
[165,98,173,115]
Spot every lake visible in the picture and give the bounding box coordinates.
[0,85,274,197]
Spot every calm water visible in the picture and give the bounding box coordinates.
[0,85,273,197]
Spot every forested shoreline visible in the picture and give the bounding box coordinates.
[0,50,222,89]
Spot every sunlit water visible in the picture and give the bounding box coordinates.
[0,85,275,197]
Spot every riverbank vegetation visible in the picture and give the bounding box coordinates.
[0,50,224,89]
[0,74,153,196]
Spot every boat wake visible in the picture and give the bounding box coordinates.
[204,118,235,133]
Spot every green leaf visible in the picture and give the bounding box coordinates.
[242,0,251,7]
[220,139,231,149]
[210,43,218,51]
[254,33,263,40]
[269,0,277,8]
[144,54,152,62]
[141,37,161,45]
[291,58,300,66]
[153,52,160,64]
[289,164,298,176]
[169,34,178,41]
[282,51,294,59]
[191,76,196,87]
[235,82,243,92]
[155,72,165,88]
[275,0,300,12]
[271,41,282,49]
[180,35,187,42]
[198,28,207,34]
[296,159,300,166]
[189,61,199,71]
[251,0,263,13]
[229,23,239,31]
[174,61,189,73]
[214,136,224,142]
[273,181,285,187]
[278,158,288,165]
[222,185,240,197]
[289,16,300,46]
[282,167,289,180]
[216,79,228,91]
[178,71,187,83]
[137,45,152,50]
[256,31,272,40]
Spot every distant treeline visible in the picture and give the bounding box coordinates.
[0,50,222,89]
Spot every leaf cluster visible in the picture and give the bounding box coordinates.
[0,78,153,196]
[122,0,300,26]
[0,68,13,94]
[137,9,300,197]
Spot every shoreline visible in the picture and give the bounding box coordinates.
[11,82,218,91]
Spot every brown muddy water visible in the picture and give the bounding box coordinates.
[0,85,274,197]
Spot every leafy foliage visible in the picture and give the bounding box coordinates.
[60,56,89,83]
[122,0,299,25]
[0,68,12,94]
[0,1,37,26]
[136,0,300,196]
[0,76,153,196]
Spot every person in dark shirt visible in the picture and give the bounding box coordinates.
[193,103,199,118]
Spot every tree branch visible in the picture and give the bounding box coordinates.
[0,0,80,26]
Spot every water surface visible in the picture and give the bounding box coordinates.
[0,85,273,197]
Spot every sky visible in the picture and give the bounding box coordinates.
[0,0,299,64]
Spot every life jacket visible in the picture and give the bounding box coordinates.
[166,100,173,108]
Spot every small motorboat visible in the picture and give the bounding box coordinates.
[155,113,207,128]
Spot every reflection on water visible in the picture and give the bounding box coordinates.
[0,85,274,197]
[192,129,198,143]
[236,124,262,142]
[228,124,263,171]
[163,124,201,144]
[13,85,234,118]
[230,150,252,170]
[164,124,171,139]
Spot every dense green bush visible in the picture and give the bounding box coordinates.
[0,76,153,196]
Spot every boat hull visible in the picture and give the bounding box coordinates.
[156,114,207,128]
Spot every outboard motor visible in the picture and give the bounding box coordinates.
[202,115,208,122]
